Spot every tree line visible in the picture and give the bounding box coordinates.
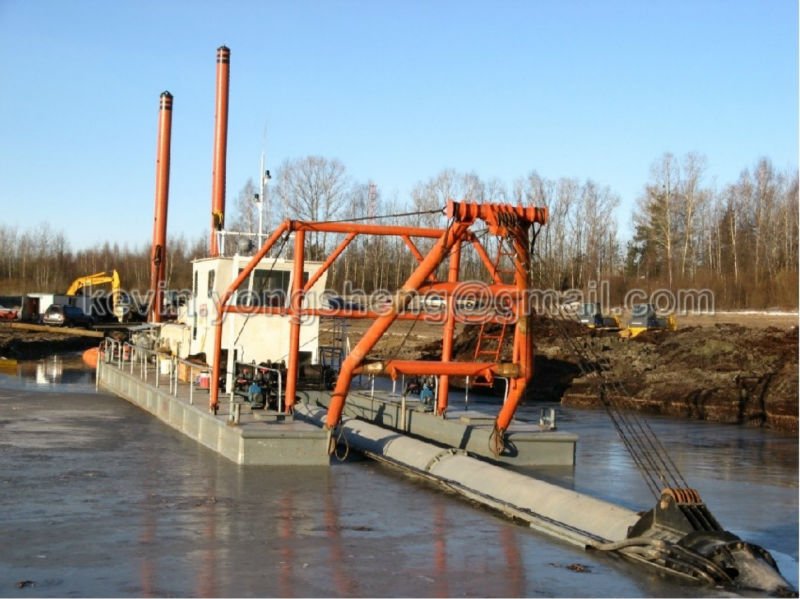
[0,153,796,309]
[0,225,207,298]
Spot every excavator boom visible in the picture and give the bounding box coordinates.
[65,270,122,321]
[66,271,120,295]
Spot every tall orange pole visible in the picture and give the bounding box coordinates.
[209,45,230,257]
[284,230,305,412]
[436,239,461,415]
[149,91,173,323]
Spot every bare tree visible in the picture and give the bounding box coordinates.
[679,153,708,280]
[634,153,681,289]
[752,158,778,284]
[552,177,578,287]
[484,177,509,202]
[515,171,556,284]
[0,153,795,309]
[274,156,349,259]
[410,169,483,228]
[228,178,259,234]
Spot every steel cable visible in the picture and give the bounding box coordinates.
[548,310,689,496]
[315,207,445,225]
[523,221,688,497]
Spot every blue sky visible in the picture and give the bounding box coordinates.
[1,0,796,249]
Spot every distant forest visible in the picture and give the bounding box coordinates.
[0,152,796,309]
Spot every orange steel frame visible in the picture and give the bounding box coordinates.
[208,199,547,444]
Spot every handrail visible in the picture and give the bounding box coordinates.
[215,230,274,258]
[101,337,211,405]
[101,340,290,415]
[172,354,211,404]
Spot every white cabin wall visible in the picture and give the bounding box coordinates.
[164,256,328,369]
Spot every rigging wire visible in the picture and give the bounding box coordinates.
[522,215,688,498]
[548,312,689,497]
[314,207,445,225]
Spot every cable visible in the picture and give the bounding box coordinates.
[521,213,689,498]
[333,425,350,461]
[316,207,446,225]
[547,310,689,497]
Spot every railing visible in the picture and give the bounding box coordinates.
[99,338,292,415]
[99,337,211,406]
[215,230,269,258]
[173,354,212,405]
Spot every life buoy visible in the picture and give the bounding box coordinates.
[82,347,99,369]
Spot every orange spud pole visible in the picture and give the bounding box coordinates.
[149,91,173,323]
[209,46,230,256]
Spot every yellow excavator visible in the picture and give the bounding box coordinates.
[619,303,677,339]
[65,270,124,322]
[576,302,622,330]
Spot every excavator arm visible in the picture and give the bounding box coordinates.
[65,270,123,321]
[66,271,119,295]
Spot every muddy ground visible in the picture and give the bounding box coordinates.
[541,323,798,433]
[321,312,798,433]
[0,325,99,360]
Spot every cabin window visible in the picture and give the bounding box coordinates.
[207,270,215,298]
[193,271,198,296]
[235,269,291,308]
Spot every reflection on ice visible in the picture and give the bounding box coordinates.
[36,355,63,384]
[0,352,96,392]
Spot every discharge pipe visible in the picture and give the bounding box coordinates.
[149,91,173,323]
[295,403,796,596]
[209,45,231,256]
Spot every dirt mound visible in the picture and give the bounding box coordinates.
[418,314,589,361]
[414,317,798,432]
[0,327,99,360]
[560,324,798,432]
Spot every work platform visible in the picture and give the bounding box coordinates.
[97,359,330,466]
[303,388,577,466]
[97,355,576,468]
